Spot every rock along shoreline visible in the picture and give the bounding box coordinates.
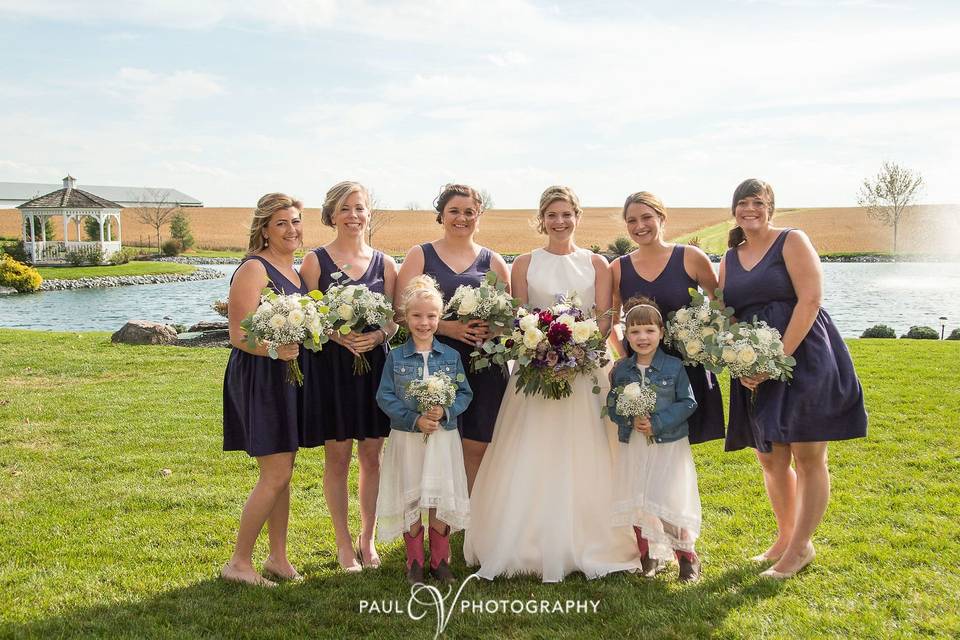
[40,267,225,291]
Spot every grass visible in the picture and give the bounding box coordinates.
[35,262,197,280]
[0,332,958,638]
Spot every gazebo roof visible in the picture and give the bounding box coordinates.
[18,185,121,210]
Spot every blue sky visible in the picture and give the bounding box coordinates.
[1,0,958,209]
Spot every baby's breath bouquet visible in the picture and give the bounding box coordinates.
[240,288,330,385]
[323,280,393,374]
[604,378,659,444]
[405,371,464,441]
[717,318,796,402]
[445,270,520,332]
[665,288,734,373]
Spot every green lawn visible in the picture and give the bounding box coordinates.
[36,262,197,280]
[0,332,957,638]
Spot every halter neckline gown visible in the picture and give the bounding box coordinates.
[723,229,867,452]
[463,248,641,582]
[618,244,725,444]
[300,247,391,446]
[223,255,307,457]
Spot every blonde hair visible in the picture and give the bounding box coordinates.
[623,191,667,222]
[536,185,582,234]
[321,181,370,228]
[246,193,303,255]
[622,295,665,330]
[398,274,444,317]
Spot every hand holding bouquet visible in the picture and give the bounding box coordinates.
[717,318,796,403]
[406,372,464,441]
[605,379,658,444]
[445,270,520,333]
[240,288,331,385]
[323,282,393,374]
[666,288,734,372]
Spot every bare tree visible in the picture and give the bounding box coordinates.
[365,189,396,247]
[479,188,494,211]
[405,201,421,211]
[857,161,924,253]
[133,188,181,253]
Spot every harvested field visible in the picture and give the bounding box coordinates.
[2,205,956,256]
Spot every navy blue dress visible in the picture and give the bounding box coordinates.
[618,245,726,445]
[723,230,868,452]
[300,247,391,446]
[223,256,307,457]
[421,242,509,443]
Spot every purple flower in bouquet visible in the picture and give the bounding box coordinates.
[547,322,572,346]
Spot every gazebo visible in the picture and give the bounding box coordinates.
[17,176,123,265]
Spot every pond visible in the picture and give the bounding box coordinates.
[1,262,959,338]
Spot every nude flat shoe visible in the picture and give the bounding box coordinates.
[750,550,783,563]
[760,544,815,580]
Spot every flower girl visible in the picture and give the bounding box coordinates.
[606,297,702,581]
[375,275,473,584]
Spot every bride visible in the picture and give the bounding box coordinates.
[463,186,641,582]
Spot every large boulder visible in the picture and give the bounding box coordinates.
[187,320,228,332]
[111,320,179,345]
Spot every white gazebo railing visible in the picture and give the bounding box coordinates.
[23,240,122,264]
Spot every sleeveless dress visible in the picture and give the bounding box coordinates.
[618,245,725,444]
[223,256,306,457]
[420,243,509,443]
[300,248,391,446]
[723,230,868,452]
[463,248,642,582]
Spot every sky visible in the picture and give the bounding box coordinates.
[1,0,958,209]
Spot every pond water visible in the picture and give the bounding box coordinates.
[1,262,959,338]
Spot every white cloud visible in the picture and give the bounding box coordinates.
[106,67,225,118]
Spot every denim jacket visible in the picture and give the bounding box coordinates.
[376,337,473,433]
[606,348,697,444]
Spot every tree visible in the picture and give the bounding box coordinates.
[479,188,494,211]
[607,235,636,256]
[84,216,114,241]
[405,201,421,211]
[24,216,54,241]
[365,189,396,247]
[857,161,924,253]
[169,210,195,250]
[133,188,181,254]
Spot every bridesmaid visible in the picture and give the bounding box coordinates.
[610,191,725,444]
[222,193,308,586]
[300,181,399,572]
[395,184,510,493]
[720,178,867,579]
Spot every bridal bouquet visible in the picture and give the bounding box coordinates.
[604,379,659,444]
[479,291,608,400]
[323,282,393,374]
[444,270,519,332]
[406,371,463,441]
[665,288,734,372]
[717,318,796,401]
[241,288,330,386]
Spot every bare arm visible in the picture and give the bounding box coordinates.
[489,251,512,294]
[780,230,822,357]
[510,253,531,305]
[684,245,719,299]
[608,257,627,357]
[592,254,613,337]
[299,249,320,291]
[227,260,298,360]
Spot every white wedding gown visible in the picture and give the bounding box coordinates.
[462,248,642,582]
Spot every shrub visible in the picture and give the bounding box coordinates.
[900,325,938,340]
[861,324,897,338]
[169,211,195,250]
[109,247,137,265]
[1,240,30,263]
[0,254,43,292]
[948,328,960,341]
[162,239,184,256]
[607,235,636,257]
[86,245,105,265]
[687,236,702,248]
[65,249,85,267]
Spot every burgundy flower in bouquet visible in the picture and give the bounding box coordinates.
[547,322,572,346]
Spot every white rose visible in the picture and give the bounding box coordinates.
[622,382,641,399]
[572,321,596,344]
[522,328,544,349]
[697,308,711,322]
[519,313,539,332]
[702,327,716,338]
[755,328,774,344]
[269,314,286,330]
[426,377,443,393]
[685,339,704,356]
[738,346,758,365]
[557,314,576,329]
[287,309,305,327]
[457,289,479,315]
[674,308,689,322]
[722,347,738,363]
[678,329,691,341]
[337,304,354,321]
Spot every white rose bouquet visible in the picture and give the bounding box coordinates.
[240,288,331,386]
[445,270,519,333]
[322,281,393,374]
[665,288,734,373]
[604,379,659,444]
[405,371,464,441]
[717,318,796,403]
[474,291,608,399]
